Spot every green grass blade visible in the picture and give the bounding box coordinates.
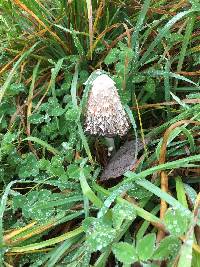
[71,62,93,161]
[23,136,60,155]
[146,104,200,140]
[175,176,188,208]
[179,126,195,153]
[177,15,195,73]
[170,92,190,110]
[77,123,93,162]
[0,42,39,103]
[164,60,171,117]
[136,205,160,242]
[125,154,200,181]
[178,219,194,267]
[9,227,83,253]
[139,9,197,66]
[45,235,81,267]
[79,168,102,208]
[50,58,64,98]
[0,180,18,264]
[145,69,199,86]
[136,179,185,211]
[131,0,151,67]
[71,62,79,107]
[71,25,85,57]
[184,184,197,206]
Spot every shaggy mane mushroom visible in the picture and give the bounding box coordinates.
[84,73,130,138]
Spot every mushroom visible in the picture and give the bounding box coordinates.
[84,72,130,153]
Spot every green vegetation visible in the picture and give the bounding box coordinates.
[0,0,200,266]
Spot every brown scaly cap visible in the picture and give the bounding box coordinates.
[84,73,130,137]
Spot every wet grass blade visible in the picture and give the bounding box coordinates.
[44,235,81,267]
[131,0,151,67]
[9,226,83,252]
[79,168,102,208]
[0,42,39,104]
[50,58,64,98]
[177,15,195,73]
[0,181,18,264]
[139,9,197,66]
[175,176,188,208]
[71,62,93,161]
[24,136,60,155]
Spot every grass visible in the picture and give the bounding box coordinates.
[0,0,200,266]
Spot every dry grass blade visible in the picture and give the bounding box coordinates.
[86,0,93,59]
[13,0,69,53]
[158,120,200,241]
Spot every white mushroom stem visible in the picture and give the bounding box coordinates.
[105,137,116,156]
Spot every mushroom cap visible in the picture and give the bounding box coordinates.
[84,73,130,137]
[92,74,115,90]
